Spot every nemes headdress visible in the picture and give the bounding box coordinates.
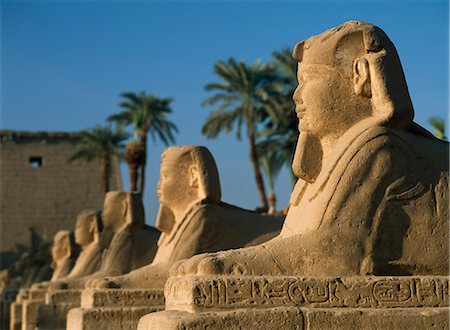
[293,20,414,130]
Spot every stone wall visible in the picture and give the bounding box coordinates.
[0,130,122,269]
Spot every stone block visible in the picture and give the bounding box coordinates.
[22,300,44,330]
[80,289,164,308]
[36,303,79,330]
[45,289,82,305]
[164,275,449,312]
[306,308,449,330]
[67,306,163,330]
[138,307,448,330]
[137,307,305,330]
[28,289,46,302]
[25,290,84,330]
[9,302,21,330]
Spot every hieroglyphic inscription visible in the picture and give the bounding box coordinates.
[81,289,164,308]
[166,276,450,311]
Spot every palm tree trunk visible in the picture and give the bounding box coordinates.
[128,163,138,192]
[139,129,147,196]
[268,190,276,215]
[244,108,269,210]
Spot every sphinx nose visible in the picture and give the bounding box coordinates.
[293,87,303,105]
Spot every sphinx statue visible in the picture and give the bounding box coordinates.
[49,230,79,281]
[30,210,102,290]
[60,209,103,280]
[86,146,283,290]
[55,191,160,289]
[172,20,449,278]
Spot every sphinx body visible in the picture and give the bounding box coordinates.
[88,146,283,289]
[174,20,449,278]
[49,230,79,281]
[60,209,103,280]
[50,192,160,289]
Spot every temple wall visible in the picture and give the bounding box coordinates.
[0,130,122,269]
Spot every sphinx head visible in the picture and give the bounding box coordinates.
[102,191,145,233]
[74,209,102,247]
[51,230,76,266]
[291,20,414,182]
[156,145,221,233]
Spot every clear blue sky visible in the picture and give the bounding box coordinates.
[1,0,448,225]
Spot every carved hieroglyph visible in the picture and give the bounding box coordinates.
[86,146,283,290]
[173,20,449,279]
[164,275,449,312]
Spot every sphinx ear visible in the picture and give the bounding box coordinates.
[63,236,71,257]
[353,57,372,98]
[121,197,130,225]
[188,165,199,188]
[88,215,96,234]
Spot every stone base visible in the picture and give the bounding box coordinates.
[64,289,164,330]
[137,307,448,330]
[36,302,80,330]
[137,275,449,329]
[9,289,29,330]
[9,302,21,330]
[19,290,82,330]
[164,275,449,312]
[22,300,45,330]
[67,306,164,330]
[80,288,164,308]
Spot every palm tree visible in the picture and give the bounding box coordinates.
[202,58,283,210]
[429,116,447,140]
[257,47,299,186]
[124,140,145,192]
[259,149,285,214]
[272,47,297,86]
[108,92,178,195]
[69,125,128,194]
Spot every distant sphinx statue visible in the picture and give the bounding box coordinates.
[50,191,160,289]
[50,231,78,281]
[88,145,283,289]
[174,20,449,278]
[61,209,103,280]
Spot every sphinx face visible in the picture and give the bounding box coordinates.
[51,234,68,262]
[157,160,196,212]
[102,193,125,231]
[74,215,93,246]
[293,62,357,140]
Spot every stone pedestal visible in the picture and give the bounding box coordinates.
[32,290,82,330]
[137,275,450,329]
[66,289,164,330]
[9,288,29,330]
[9,302,22,330]
[21,289,46,330]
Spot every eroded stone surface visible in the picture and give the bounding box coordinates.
[63,210,103,281]
[67,306,163,330]
[164,275,449,312]
[45,289,82,305]
[140,20,449,329]
[87,146,282,290]
[172,19,449,280]
[50,231,78,281]
[137,307,448,330]
[64,147,283,329]
[80,289,164,308]
[137,307,305,330]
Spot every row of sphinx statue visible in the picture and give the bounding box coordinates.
[3,20,450,329]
